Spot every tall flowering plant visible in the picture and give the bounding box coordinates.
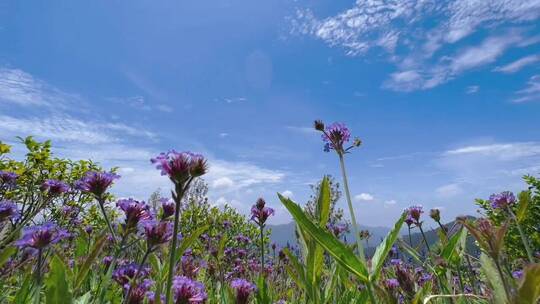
[151,150,207,304]
[313,120,365,260]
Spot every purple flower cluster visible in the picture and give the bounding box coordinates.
[0,170,18,188]
[141,220,173,248]
[160,198,175,219]
[0,200,19,222]
[151,151,207,185]
[489,191,516,209]
[172,276,207,303]
[117,198,152,231]
[231,278,257,304]
[328,222,348,237]
[15,222,69,249]
[251,198,274,226]
[385,278,399,289]
[75,171,120,198]
[405,205,423,226]
[113,263,150,286]
[321,122,351,152]
[41,179,70,195]
[124,279,154,304]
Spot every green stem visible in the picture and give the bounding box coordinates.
[97,197,117,243]
[260,224,265,275]
[337,153,366,263]
[34,248,43,304]
[124,248,152,303]
[95,234,128,304]
[507,208,534,263]
[418,224,431,253]
[164,178,192,304]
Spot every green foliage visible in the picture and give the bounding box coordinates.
[476,175,540,262]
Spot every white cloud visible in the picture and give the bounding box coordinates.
[383,200,397,208]
[108,95,174,113]
[212,177,234,189]
[494,55,540,73]
[206,159,285,194]
[291,0,540,91]
[0,114,154,145]
[512,75,540,103]
[355,193,374,201]
[445,142,540,160]
[466,85,479,94]
[435,183,463,198]
[0,68,80,107]
[281,190,293,198]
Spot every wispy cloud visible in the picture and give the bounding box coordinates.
[494,55,540,73]
[466,85,479,94]
[290,0,540,91]
[108,95,173,113]
[512,75,540,103]
[384,32,529,91]
[0,68,81,108]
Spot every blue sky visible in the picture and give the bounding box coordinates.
[1,1,539,226]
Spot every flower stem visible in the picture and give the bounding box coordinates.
[507,207,534,263]
[33,248,43,304]
[124,248,152,304]
[337,153,366,263]
[164,178,192,304]
[418,224,431,253]
[260,224,265,276]
[97,197,117,243]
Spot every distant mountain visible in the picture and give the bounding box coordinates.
[269,217,479,256]
[268,222,391,248]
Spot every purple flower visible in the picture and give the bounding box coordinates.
[406,205,423,226]
[160,198,175,219]
[0,200,19,222]
[142,220,173,248]
[512,270,523,279]
[75,171,119,198]
[113,263,150,286]
[250,198,274,226]
[328,222,348,237]
[85,225,93,234]
[231,278,257,304]
[172,276,207,304]
[41,179,70,195]
[489,191,516,209]
[385,278,400,289]
[235,234,250,243]
[15,222,69,249]
[151,151,208,185]
[124,279,154,304]
[103,256,113,268]
[321,122,351,152]
[390,259,402,266]
[181,254,202,279]
[117,198,152,230]
[0,171,18,188]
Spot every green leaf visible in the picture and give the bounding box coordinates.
[479,253,506,304]
[516,191,531,223]
[283,248,309,292]
[75,232,108,289]
[278,193,369,282]
[175,224,209,264]
[0,246,16,269]
[73,292,92,304]
[516,263,540,304]
[370,212,406,282]
[316,176,331,226]
[14,272,32,304]
[45,255,73,304]
[440,227,467,265]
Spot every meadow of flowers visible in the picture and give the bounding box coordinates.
[0,121,539,304]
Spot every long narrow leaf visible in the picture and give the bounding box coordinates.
[278,194,369,282]
[75,232,108,289]
[45,255,73,304]
[370,212,406,281]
